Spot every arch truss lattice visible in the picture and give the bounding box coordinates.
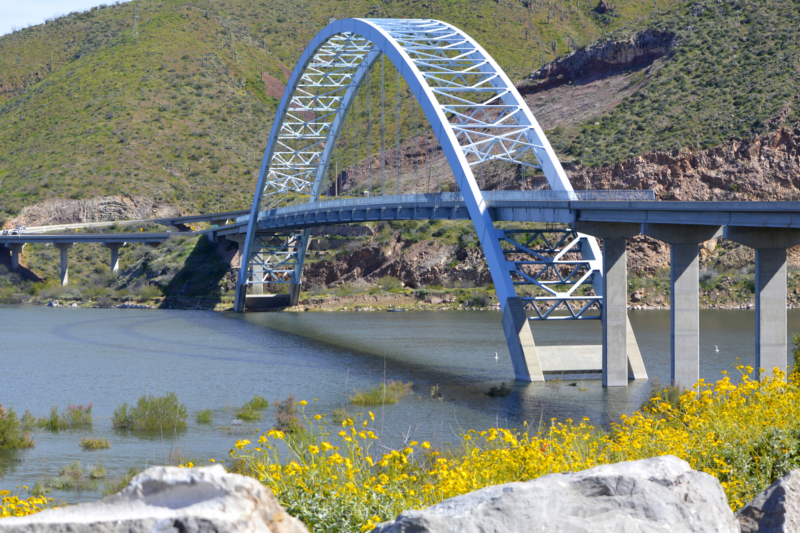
[234,18,646,382]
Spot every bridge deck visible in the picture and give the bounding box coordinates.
[207,192,800,238]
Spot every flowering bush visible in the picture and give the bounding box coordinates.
[231,368,800,532]
[0,489,51,517]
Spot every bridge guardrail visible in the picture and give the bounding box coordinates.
[246,190,656,223]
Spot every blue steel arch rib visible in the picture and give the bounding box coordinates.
[234,18,627,381]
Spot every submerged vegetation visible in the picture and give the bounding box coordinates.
[196,409,213,424]
[232,367,800,532]
[350,381,413,407]
[112,392,187,431]
[235,396,270,422]
[0,407,34,450]
[79,437,111,450]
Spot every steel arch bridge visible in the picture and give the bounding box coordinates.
[234,18,647,382]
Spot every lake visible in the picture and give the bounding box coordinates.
[2,304,797,502]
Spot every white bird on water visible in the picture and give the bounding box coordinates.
[715,345,719,352]
[494,352,498,361]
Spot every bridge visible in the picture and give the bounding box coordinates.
[6,18,798,389]
[0,210,246,285]
[225,17,800,388]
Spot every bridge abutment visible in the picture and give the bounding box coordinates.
[643,224,722,389]
[724,227,800,378]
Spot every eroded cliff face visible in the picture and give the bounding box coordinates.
[567,126,800,201]
[5,195,181,228]
[519,29,677,94]
[302,230,492,290]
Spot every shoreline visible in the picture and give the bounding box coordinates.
[2,294,795,312]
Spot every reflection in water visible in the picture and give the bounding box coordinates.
[0,305,795,503]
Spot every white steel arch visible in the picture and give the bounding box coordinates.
[234,18,625,382]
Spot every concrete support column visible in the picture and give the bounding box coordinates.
[7,243,24,270]
[756,248,787,377]
[644,224,722,389]
[252,254,264,295]
[602,237,629,387]
[103,243,124,273]
[228,234,248,311]
[501,297,544,382]
[725,227,800,379]
[54,243,74,287]
[670,243,700,388]
[289,282,302,307]
[574,221,642,387]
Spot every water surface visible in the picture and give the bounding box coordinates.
[1,305,795,502]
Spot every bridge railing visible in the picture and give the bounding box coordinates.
[243,190,657,223]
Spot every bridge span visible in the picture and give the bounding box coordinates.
[206,192,800,389]
[226,17,800,388]
[11,18,789,389]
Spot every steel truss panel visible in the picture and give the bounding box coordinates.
[236,18,583,317]
[500,229,602,320]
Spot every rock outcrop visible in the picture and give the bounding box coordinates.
[567,126,800,201]
[0,465,309,533]
[4,195,181,229]
[372,455,739,533]
[520,29,677,93]
[737,470,800,533]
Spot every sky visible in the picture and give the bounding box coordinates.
[0,1,130,36]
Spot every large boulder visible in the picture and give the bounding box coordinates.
[737,470,800,532]
[373,455,739,533]
[0,465,309,533]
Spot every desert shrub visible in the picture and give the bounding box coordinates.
[37,407,68,431]
[103,467,140,496]
[274,394,302,434]
[235,395,269,421]
[80,437,110,450]
[89,464,107,479]
[135,284,162,300]
[486,383,511,397]
[196,409,213,424]
[332,407,349,424]
[65,404,93,427]
[235,407,262,422]
[48,461,89,490]
[112,392,187,431]
[0,407,35,449]
[350,381,413,406]
[246,396,269,410]
[377,276,402,292]
[232,367,800,531]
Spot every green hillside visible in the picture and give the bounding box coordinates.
[0,0,680,221]
[550,0,800,165]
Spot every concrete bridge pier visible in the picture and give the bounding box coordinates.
[643,224,722,390]
[501,297,545,382]
[574,221,641,387]
[725,227,800,379]
[54,243,74,286]
[252,254,264,295]
[7,243,25,269]
[103,243,124,273]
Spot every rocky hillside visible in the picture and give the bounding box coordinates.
[5,195,181,228]
[567,126,800,200]
[0,0,680,222]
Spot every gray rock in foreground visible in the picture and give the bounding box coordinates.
[737,470,800,533]
[373,455,740,533]
[0,465,309,533]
